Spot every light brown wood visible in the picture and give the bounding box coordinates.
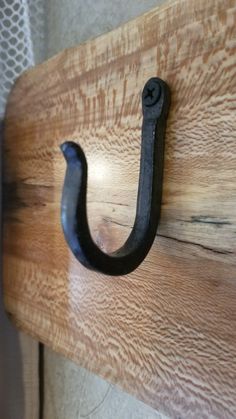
[3,0,236,417]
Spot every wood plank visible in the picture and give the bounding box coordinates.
[3,0,236,417]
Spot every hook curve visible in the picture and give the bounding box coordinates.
[60,77,170,275]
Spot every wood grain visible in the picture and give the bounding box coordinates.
[3,0,236,417]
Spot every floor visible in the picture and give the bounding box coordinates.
[44,349,167,419]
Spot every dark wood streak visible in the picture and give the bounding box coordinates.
[3,182,53,214]
[190,216,232,226]
[158,233,234,256]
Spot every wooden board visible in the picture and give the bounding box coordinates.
[3,0,236,417]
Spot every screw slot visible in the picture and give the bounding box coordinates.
[143,79,161,107]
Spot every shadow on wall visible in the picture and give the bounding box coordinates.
[0,119,25,419]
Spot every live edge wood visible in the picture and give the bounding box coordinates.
[3,0,236,417]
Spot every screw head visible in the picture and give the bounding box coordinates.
[143,79,161,107]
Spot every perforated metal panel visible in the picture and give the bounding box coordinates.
[0,0,45,117]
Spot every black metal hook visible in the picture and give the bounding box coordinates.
[60,77,170,276]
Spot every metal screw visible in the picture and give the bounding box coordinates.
[143,79,161,107]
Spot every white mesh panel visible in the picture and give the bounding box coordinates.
[0,0,46,118]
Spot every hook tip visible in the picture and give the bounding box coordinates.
[60,140,72,153]
[60,141,79,161]
[60,141,87,166]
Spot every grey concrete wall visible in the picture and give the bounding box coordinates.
[45,0,164,58]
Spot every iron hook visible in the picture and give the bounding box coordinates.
[60,77,170,275]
